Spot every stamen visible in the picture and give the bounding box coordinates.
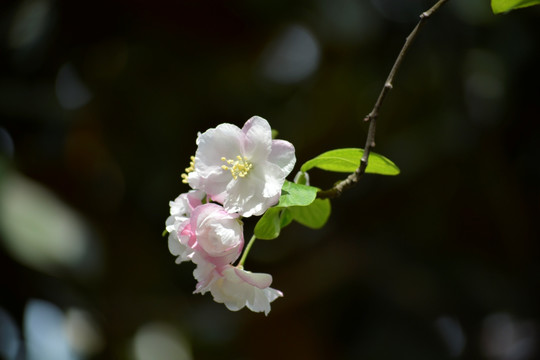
[221,155,253,180]
[181,156,195,183]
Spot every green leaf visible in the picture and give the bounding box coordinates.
[294,171,309,185]
[254,182,320,240]
[277,181,318,208]
[300,148,400,176]
[280,208,294,228]
[491,0,540,13]
[254,207,282,240]
[289,198,331,229]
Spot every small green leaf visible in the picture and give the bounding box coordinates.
[492,0,540,13]
[294,171,309,185]
[254,207,282,240]
[162,229,168,237]
[277,181,318,208]
[289,199,331,229]
[300,148,399,176]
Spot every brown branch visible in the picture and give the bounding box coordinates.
[317,0,450,199]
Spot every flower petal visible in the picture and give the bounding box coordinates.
[242,116,272,162]
[261,162,285,198]
[269,139,296,175]
[192,257,217,294]
[223,172,263,216]
[189,203,244,267]
[198,124,244,169]
[190,123,243,193]
[233,267,273,289]
[167,231,191,264]
[205,266,282,315]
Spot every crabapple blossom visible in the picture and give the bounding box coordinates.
[188,116,296,217]
[178,203,244,268]
[165,116,294,314]
[166,189,205,263]
[193,263,283,316]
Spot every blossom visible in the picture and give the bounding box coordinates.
[188,116,296,217]
[169,202,282,315]
[166,190,205,263]
[178,203,244,268]
[194,264,283,316]
[165,116,292,314]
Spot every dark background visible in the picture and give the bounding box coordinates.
[0,0,539,359]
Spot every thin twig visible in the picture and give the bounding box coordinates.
[317,0,450,199]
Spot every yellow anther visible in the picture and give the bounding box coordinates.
[181,156,195,183]
[221,155,253,180]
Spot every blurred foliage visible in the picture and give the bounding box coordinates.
[491,0,540,14]
[1,0,539,359]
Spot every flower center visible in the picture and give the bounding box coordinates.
[221,155,253,180]
[181,156,195,184]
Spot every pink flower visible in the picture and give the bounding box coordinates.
[194,264,283,316]
[179,203,244,268]
[166,190,205,263]
[188,116,296,217]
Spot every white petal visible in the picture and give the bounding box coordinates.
[186,170,203,190]
[191,123,243,195]
[242,116,272,162]
[197,124,243,170]
[246,289,271,315]
[189,171,230,198]
[268,139,296,175]
[168,190,204,218]
[263,287,283,303]
[233,267,273,288]
[192,257,217,294]
[207,267,282,315]
[242,116,268,134]
[223,173,264,216]
[263,192,281,211]
[165,215,177,233]
[222,164,283,217]
[261,163,286,198]
[167,232,191,264]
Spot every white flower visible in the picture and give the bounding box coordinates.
[188,116,296,217]
[194,264,283,316]
[166,190,204,263]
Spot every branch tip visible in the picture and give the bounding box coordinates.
[316,0,449,200]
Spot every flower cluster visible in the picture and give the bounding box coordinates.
[166,116,296,315]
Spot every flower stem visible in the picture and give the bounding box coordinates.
[238,235,256,267]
